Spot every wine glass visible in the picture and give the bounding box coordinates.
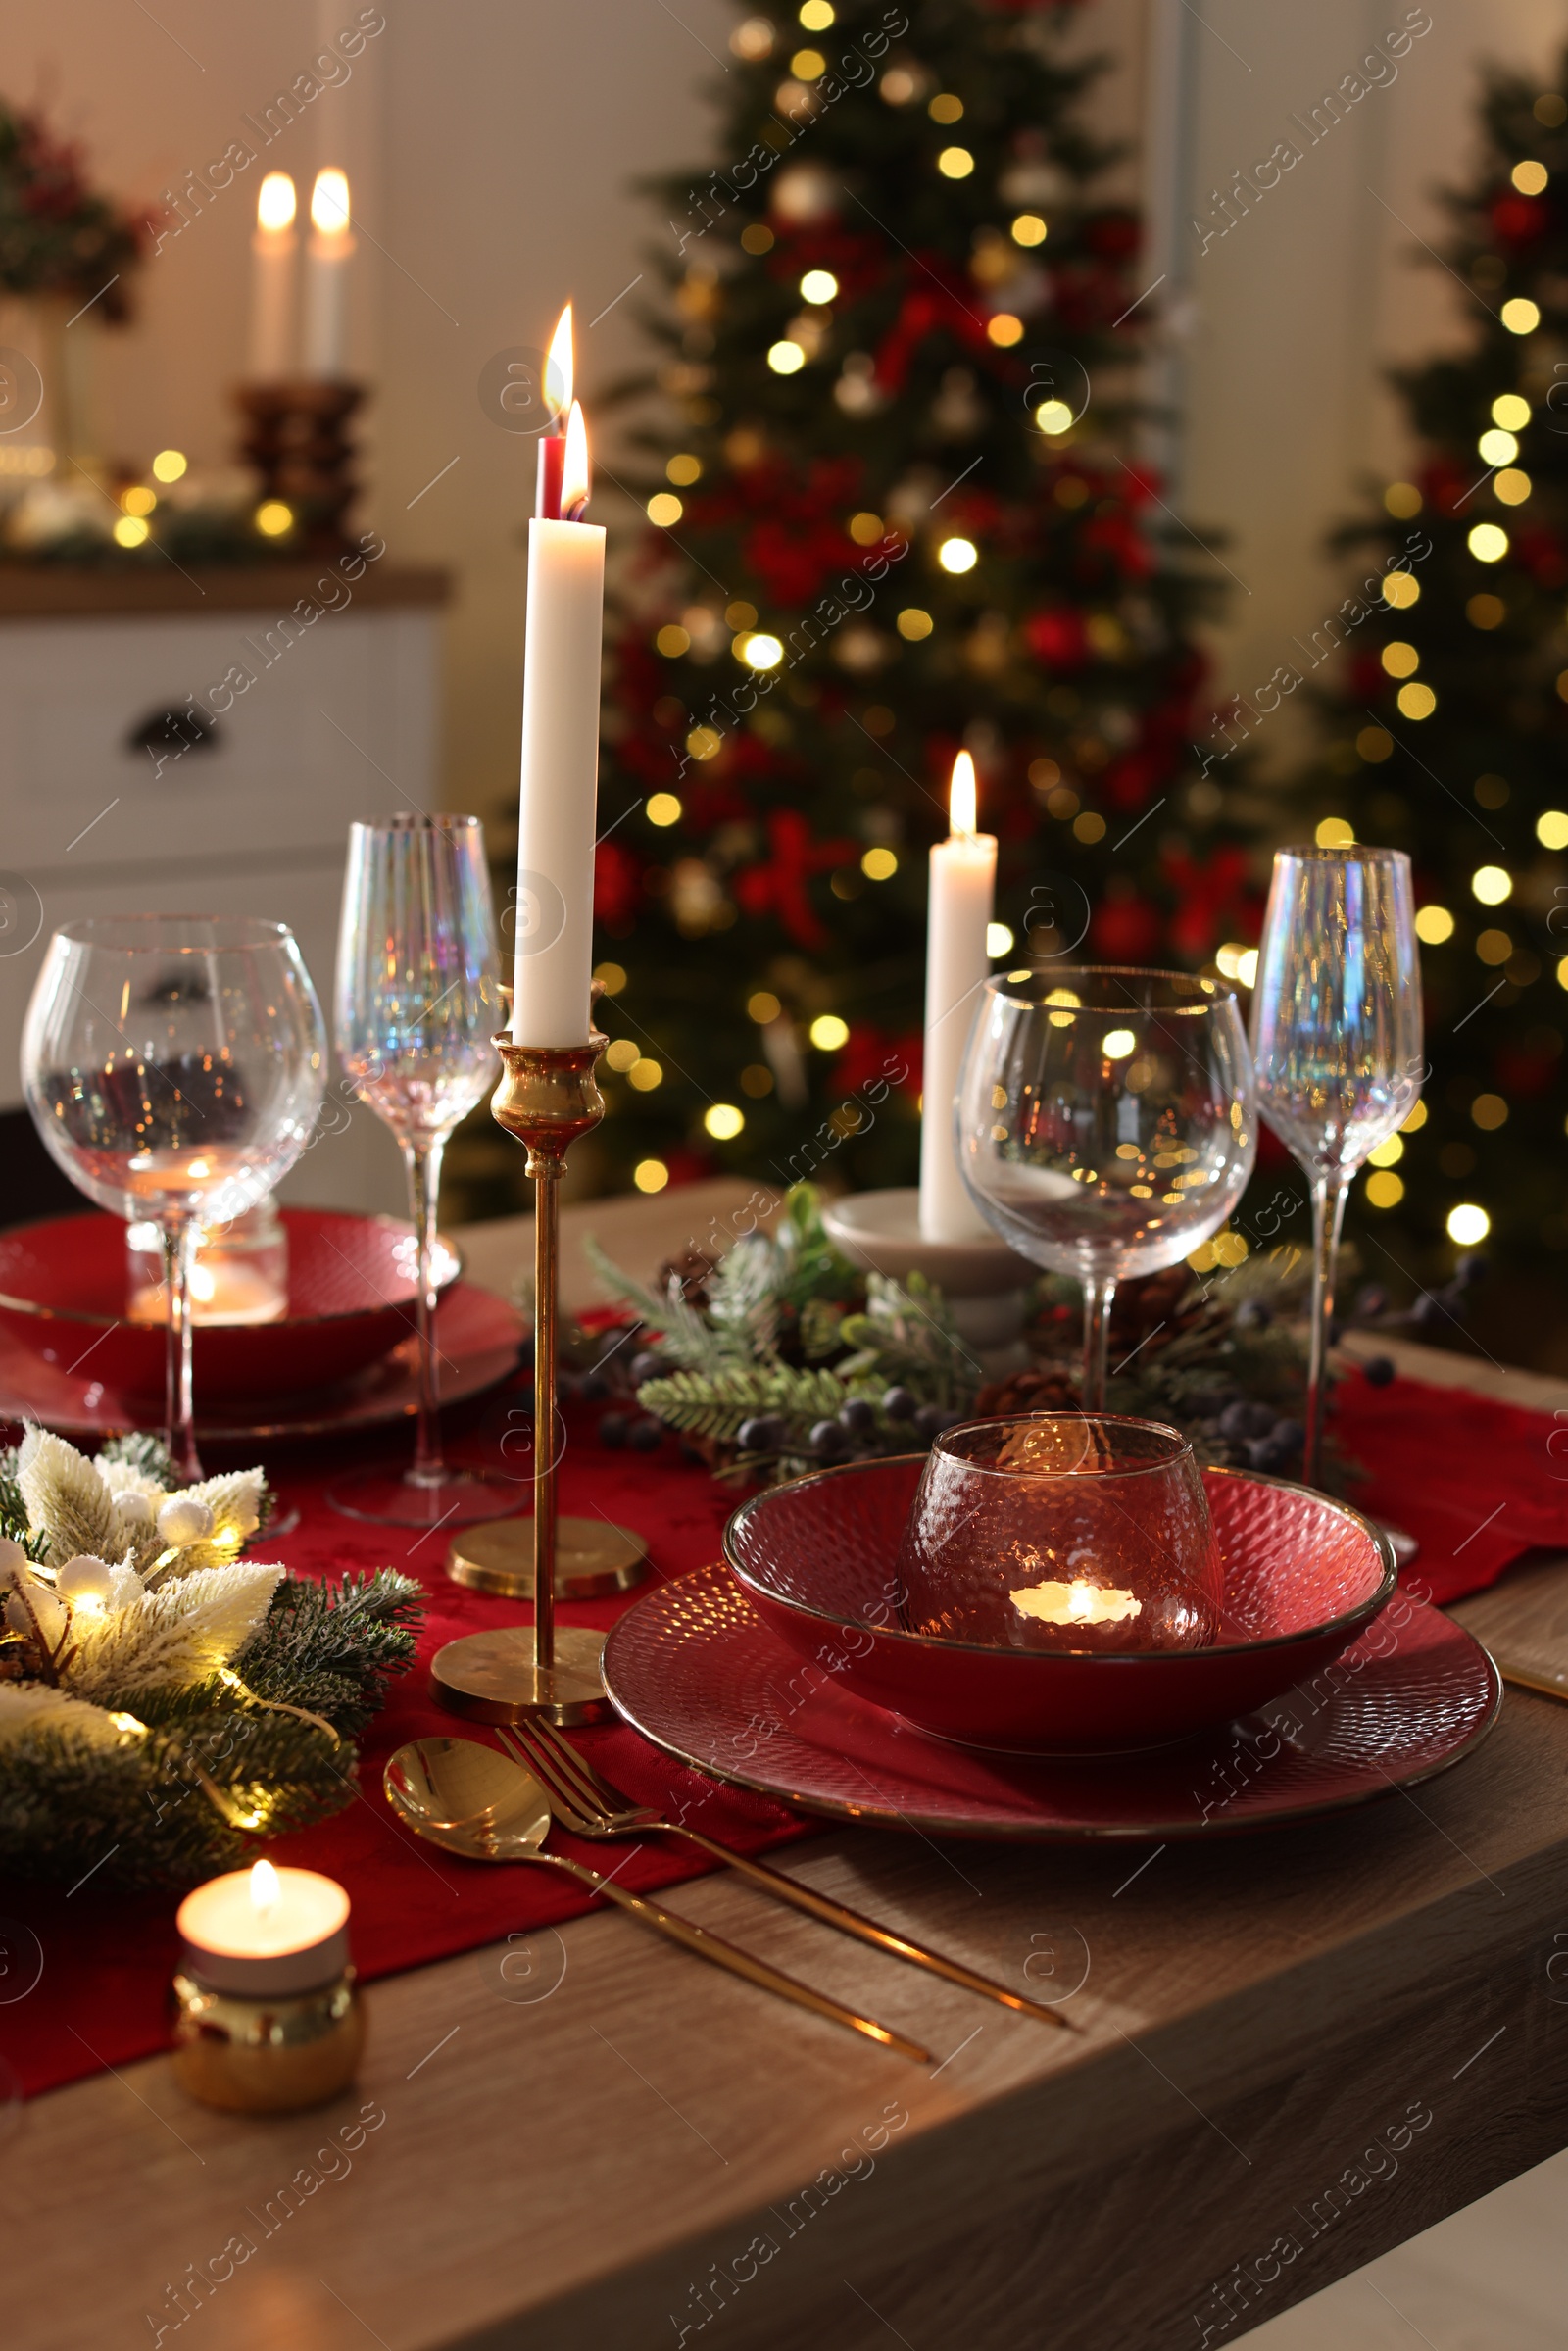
[1250,846,1421,1484]
[22,915,326,1480]
[326,814,510,1527]
[957,968,1256,1409]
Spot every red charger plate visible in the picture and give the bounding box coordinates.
[724,1458,1396,1752]
[0,1277,521,1444]
[0,1208,461,1403]
[604,1562,1501,1840]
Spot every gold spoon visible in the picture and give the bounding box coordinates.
[384,1738,929,2061]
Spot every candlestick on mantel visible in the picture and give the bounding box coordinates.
[512,388,606,1046]
[919,750,997,1244]
[249,172,297,380]
[535,303,574,519]
[303,167,354,378]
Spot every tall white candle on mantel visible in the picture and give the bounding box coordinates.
[512,391,607,1046]
[919,751,997,1242]
[303,168,354,377]
[249,172,297,380]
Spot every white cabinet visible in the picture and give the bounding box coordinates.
[0,573,447,1217]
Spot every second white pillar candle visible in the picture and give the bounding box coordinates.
[919,754,997,1242]
[511,515,607,1046]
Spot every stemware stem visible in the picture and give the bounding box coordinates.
[161,1218,203,1484]
[1304,1172,1349,1487]
[1081,1274,1116,1413]
[403,1135,447,1489]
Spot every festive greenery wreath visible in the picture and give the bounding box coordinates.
[0,1429,421,1887]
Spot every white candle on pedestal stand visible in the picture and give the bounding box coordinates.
[512,397,607,1046]
[249,172,297,380]
[919,751,997,1242]
[303,168,354,378]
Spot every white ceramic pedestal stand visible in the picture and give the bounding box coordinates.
[820,1189,1037,1382]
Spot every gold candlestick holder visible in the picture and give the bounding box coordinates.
[429,1018,614,1727]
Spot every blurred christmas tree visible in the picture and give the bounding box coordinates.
[588,0,1252,1200]
[1294,57,1568,1284]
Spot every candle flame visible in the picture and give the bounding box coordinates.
[562,400,591,517]
[546,303,574,421]
[950,750,977,838]
[257,171,296,234]
[310,168,351,238]
[249,1858,280,1917]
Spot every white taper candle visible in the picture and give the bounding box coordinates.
[919,751,997,1242]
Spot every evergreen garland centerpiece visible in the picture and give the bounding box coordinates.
[0,1428,421,1887]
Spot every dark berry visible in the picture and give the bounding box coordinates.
[882,1385,917,1422]
[628,1417,663,1452]
[737,1416,776,1452]
[1363,1355,1396,1388]
[1245,1436,1289,1472]
[577,1371,609,1402]
[839,1397,876,1435]
[1234,1299,1272,1331]
[1219,1399,1275,1442]
[1271,1417,1305,1451]
[629,1351,666,1388]
[809,1418,849,1460]
[599,1412,629,1449]
[913,1403,957,1443]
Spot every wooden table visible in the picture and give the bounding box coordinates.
[12,1215,1568,2351]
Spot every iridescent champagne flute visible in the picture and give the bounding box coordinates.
[327,814,511,1527]
[957,969,1256,1409]
[1250,846,1421,1484]
[22,915,326,1480]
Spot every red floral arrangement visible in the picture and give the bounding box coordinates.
[0,97,147,319]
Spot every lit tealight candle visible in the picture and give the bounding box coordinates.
[1010,1578,1144,1628]
[919,750,998,1243]
[176,1860,351,1996]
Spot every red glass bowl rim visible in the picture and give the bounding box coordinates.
[723,1457,1398,1665]
[984,965,1243,1016]
[50,914,299,955]
[933,1410,1194,1481]
[0,1208,462,1333]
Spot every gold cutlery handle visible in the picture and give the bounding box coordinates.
[662,1825,1075,2031]
[526,1850,929,2062]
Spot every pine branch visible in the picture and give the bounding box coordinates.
[581,1234,746,1372]
[637,1361,851,1443]
[232,1570,423,1738]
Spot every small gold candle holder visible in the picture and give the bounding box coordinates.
[172,1967,364,2113]
[430,1014,615,1727]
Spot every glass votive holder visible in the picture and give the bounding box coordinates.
[127,1197,289,1328]
[898,1413,1223,1655]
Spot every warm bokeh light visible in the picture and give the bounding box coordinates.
[1468,523,1509,562]
[740,631,784,668]
[257,171,296,233]
[648,492,682,526]
[1316,817,1355,847]
[627,1057,663,1092]
[1382,570,1419,609]
[1396,682,1436,719]
[1471,865,1512,905]
[1012,213,1048,246]
[1494,467,1532,505]
[1102,1029,1136,1060]
[939,537,977,573]
[151,448,187,483]
[646,793,682,826]
[897,607,933,639]
[1479,427,1519,466]
[1501,297,1540,334]
[800,269,839,304]
[1446,1203,1490,1246]
[1036,399,1073,435]
[1512,159,1549,193]
[949,749,977,836]
[1380,641,1419,677]
[633,1158,669,1194]
[705,1102,745,1140]
[987,313,1024,347]
[809,1013,850,1051]
[862,847,898,880]
[799,0,835,25]
[121,484,156,516]
[113,514,149,548]
[1493,392,1531,429]
[310,168,350,237]
[666,452,701,486]
[655,623,689,657]
[937,145,975,178]
[593,961,627,996]
[748,990,782,1024]
[1537,809,1568,849]
[768,339,807,373]
[987,921,1014,955]
[1415,905,1454,944]
[1365,1170,1405,1208]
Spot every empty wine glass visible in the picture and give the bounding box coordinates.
[22,915,326,1480]
[327,814,510,1528]
[957,968,1256,1409]
[1250,846,1421,1484]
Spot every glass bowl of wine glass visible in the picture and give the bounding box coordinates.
[957,968,1256,1406]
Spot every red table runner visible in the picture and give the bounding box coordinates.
[4,1361,1563,2102]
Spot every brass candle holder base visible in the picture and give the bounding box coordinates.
[446,1513,647,1599]
[172,1968,363,2113]
[430,1625,612,1726]
[430,1015,622,1725]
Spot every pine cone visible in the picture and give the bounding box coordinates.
[974,1366,1080,1417]
[656,1246,720,1309]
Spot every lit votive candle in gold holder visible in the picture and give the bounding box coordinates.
[172,1860,363,2113]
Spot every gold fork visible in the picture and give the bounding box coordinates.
[498,1718,1075,2031]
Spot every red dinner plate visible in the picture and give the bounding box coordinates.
[0,1280,522,1444]
[603,1561,1502,1841]
[0,1208,462,1403]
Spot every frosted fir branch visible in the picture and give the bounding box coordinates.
[581,1234,746,1372]
[66,1562,286,1706]
[16,1428,122,1567]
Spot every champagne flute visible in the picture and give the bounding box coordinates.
[958,969,1256,1409]
[22,915,326,1481]
[1250,846,1421,1484]
[326,814,511,1527]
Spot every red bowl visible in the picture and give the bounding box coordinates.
[0,1208,461,1404]
[724,1457,1396,1753]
